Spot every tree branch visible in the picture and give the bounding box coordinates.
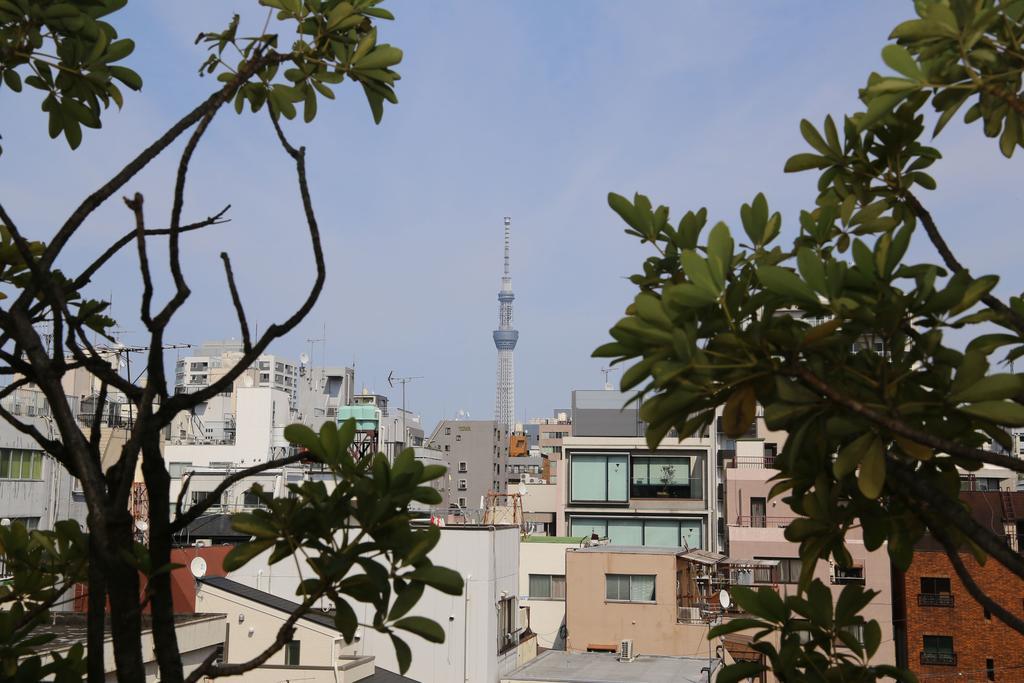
[185,589,324,683]
[890,466,1024,582]
[169,452,307,534]
[123,194,154,326]
[70,206,230,292]
[789,365,1024,474]
[901,191,1024,335]
[219,252,251,353]
[926,512,1024,636]
[157,112,326,422]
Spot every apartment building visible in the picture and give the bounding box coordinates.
[893,490,1024,680]
[519,537,578,649]
[427,419,508,510]
[556,390,720,553]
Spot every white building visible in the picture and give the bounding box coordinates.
[224,524,527,683]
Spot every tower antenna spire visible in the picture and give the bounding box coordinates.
[493,216,518,432]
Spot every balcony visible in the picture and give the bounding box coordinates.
[918,593,954,607]
[733,515,795,528]
[920,651,956,666]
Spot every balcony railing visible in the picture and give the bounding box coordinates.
[733,515,794,528]
[918,593,954,607]
[920,651,956,666]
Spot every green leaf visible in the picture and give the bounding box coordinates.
[390,634,411,674]
[834,432,874,478]
[222,538,275,571]
[708,618,767,638]
[796,247,828,294]
[230,512,277,539]
[394,616,445,643]
[333,598,358,641]
[406,565,463,595]
[756,265,819,306]
[858,438,886,499]
[950,374,1024,404]
[864,619,881,657]
[355,45,402,70]
[706,222,734,283]
[663,283,718,308]
[389,582,425,620]
[881,44,923,80]
[949,275,998,315]
[859,92,910,130]
[102,38,135,64]
[784,153,829,173]
[109,65,142,91]
[284,423,326,459]
[800,119,833,156]
[681,249,719,295]
[722,385,756,438]
[960,401,1024,427]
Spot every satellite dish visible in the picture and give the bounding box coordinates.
[135,519,149,532]
[242,375,254,388]
[719,589,732,610]
[300,352,309,366]
[190,557,208,579]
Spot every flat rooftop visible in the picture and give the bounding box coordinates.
[36,612,223,651]
[504,651,720,683]
[570,545,684,555]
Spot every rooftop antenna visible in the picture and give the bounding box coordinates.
[601,366,619,390]
[387,371,422,452]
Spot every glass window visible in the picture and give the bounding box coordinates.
[284,640,300,666]
[0,450,42,480]
[497,596,517,653]
[168,462,190,478]
[570,517,607,540]
[631,456,692,498]
[529,574,566,600]
[644,519,680,547]
[606,574,655,602]
[832,565,865,585]
[607,518,643,546]
[921,577,951,594]
[570,454,627,503]
[757,557,801,584]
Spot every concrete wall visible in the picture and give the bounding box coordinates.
[564,549,711,658]
[519,541,572,649]
[427,420,507,508]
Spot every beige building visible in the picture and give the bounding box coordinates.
[195,576,413,682]
[564,546,714,658]
[520,537,579,649]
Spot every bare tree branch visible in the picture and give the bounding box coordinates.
[124,194,154,326]
[71,207,231,292]
[926,512,1024,636]
[902,191,1024,335]
[790,365,1024,474]
[88,381,108,454]
[169,451,307,534]
[220,252,251,353]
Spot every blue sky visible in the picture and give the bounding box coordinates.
[2,2,1020,430]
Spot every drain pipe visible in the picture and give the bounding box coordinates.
[332,636,344,683]
[463,574,471,683]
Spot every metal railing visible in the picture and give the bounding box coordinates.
[920,651,956,666]
[733,515,794,528]
[918,593,954,607]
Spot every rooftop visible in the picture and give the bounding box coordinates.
[199,576,335,629]
[504,650,720,683]
[35,612,223,651]
[522,535,586,544]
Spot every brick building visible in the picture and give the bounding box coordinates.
[893,491,1024,681]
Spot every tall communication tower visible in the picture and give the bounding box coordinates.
[493,216,518,432]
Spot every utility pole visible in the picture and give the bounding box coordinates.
[387,371,422,454]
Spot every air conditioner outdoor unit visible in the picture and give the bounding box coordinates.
[618,639,634,662]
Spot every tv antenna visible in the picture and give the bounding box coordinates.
[601,365,620,390]
[387,371,422,452]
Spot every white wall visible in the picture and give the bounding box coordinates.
[164,387,290,467]
[225,525,522,683]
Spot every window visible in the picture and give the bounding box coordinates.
[987,658,995,681]
[242,491,262,507]
[0,449,43,480]
[458,497,467,508]
[570,453,627,503]
[750,497,767,528]
[630,456,693,498]
[72,477,84,493]
[497,596,517,654]
[445,427,451,435]
[458,479,467,491]
[528,574,566,600]
[191,491,219,507]
[921,635,955,666]
[456,434,462,441]
[284,640,300,666]
[831,564,864,585]
[605,574,656,602]
[838,624,864,649]
[259,373,270,383]
[8,517,39,530]
[757,557,800,584]
[458,461,468,473]
[919,577,954,606]
[569,516,702,549]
